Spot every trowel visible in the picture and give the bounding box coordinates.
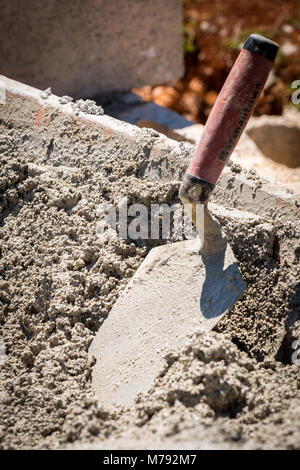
[90,35,279,408]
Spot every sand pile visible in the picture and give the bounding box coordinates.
[105,331,300,449]
[0,106,299,449]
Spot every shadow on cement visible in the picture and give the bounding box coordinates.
[200,248,246,319]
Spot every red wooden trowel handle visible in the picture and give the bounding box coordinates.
[179,34,278,204]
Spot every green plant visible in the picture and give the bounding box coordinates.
[288,16,300,27]
[223,38,242,51]
[223,29,280,52]
[183,22,198,55]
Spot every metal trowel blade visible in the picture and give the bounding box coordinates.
[89,238,245,408]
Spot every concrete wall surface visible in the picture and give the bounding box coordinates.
[0,0,183,97]
[1,73,298,236]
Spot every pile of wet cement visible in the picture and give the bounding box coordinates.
[0,126,299,449]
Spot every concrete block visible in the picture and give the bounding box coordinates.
[246,111,300,168]
[174,119,300,193]
[106,96,193,129]
[1,74,298,236]
[0,0,183,97]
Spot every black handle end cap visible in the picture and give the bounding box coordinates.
[243,34,279,62]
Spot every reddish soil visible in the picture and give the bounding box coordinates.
[134,0,300,124]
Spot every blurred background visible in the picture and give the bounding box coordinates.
[134,0,300,123]
[1,0,299,187]
[1,0,299,122]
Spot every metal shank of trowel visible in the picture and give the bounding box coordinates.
[179,34,279,206]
